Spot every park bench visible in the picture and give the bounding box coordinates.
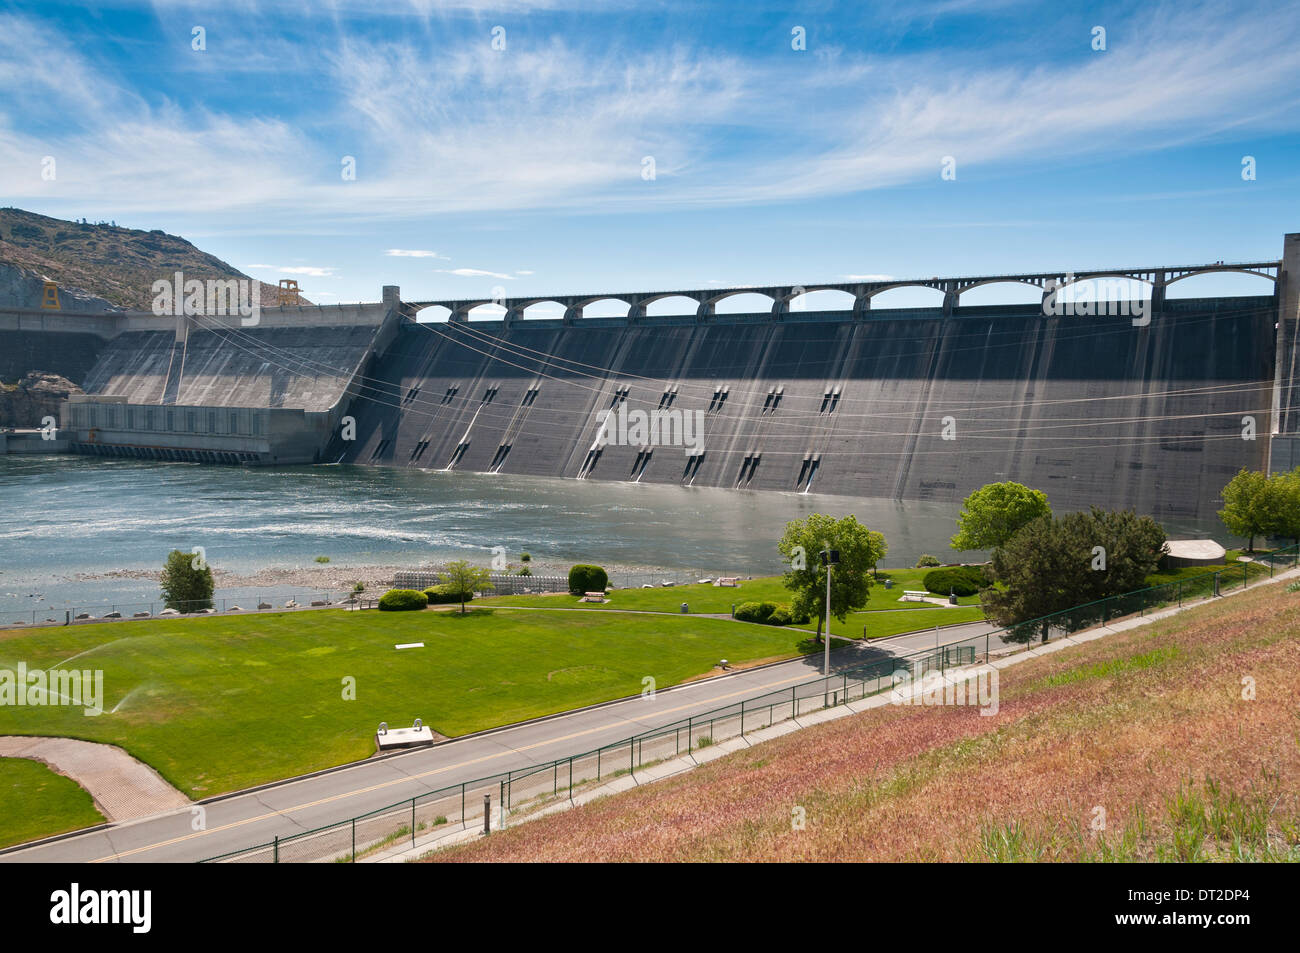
[580,591,607,603]
[714,577,740,587]
[901,590,931,602]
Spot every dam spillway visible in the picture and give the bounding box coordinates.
[2,237,1295,526]
[334,295,1277,525]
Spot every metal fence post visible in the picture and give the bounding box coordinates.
[273,835,279,863]
[352,818,356,862]
[461,782,466,827]
[411,797,416,847]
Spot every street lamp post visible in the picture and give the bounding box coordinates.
[820,548,840,679]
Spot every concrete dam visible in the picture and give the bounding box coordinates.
[3,235,1296,526]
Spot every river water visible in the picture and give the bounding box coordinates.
[0,454,1214,619]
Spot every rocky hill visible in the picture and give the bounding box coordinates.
[0,371,83,429]
[0,208,305,311]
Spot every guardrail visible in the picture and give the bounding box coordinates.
[198,543,1298,863]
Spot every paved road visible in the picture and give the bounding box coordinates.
[1,620,995,863]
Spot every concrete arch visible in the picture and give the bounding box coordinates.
[710,290,779,314]
[413,304,452,323]
[466,301,507,320]
[518,300,568,320]
[957,279,1045,306]
[573,295,634,317]
[1165,269,1278,294]
[867,284,947,309]
[644,295,705,316]
[1055,272,1155,294]
[787,288,857,312]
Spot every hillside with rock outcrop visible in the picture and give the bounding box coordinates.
[0,371,83,429]
[0,207,304,311]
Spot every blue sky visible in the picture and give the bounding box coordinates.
[1,0,1296,312]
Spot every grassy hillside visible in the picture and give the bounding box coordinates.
[0,207,302,310]
[430,576,1300,862]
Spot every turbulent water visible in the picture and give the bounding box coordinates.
[0,454,1214,619]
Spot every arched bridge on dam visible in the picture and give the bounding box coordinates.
[403,260,1282,324]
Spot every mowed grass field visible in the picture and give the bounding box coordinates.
[432,576,1300,862]
[0,757,104,849]
[0,607,821,797]
[480,569,983,614]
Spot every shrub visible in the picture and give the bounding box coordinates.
[767,605,793,626]
[568,564,609,594]
[423,585,469,605]
[315,555,330,564]
[378,588,428,611]
[520,552,532,562]
[922,566,987,598]
[734,601,778,624]
[160,549,214,613]
[517,567,532,576]
[915,554,941,568]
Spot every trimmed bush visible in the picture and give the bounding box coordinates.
[379,589,428,611]
[568,564,609,594]
[922,566,987,598]
[767,606,793,626]
[423,585,469,605]
[734,601,778,624]
[915,554,941,568]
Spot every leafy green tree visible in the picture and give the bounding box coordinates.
[1270,469,1300,545]
[982,507,1166,641]
[778,514,887,642]
[438,560,494,614]
[1218,468,1276,551]
[160,549,214,612]
[951,482,1051,552]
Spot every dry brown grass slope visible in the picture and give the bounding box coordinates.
[430,580,1300,862]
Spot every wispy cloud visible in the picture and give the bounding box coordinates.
[385,248,448,258]
[436,267,516,279]
[0,2,1296,226]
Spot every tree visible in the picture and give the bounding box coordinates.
[951,481,1051,552]
[982,507,1166,641]
[439,560,494,614]
[160,549,214,612]
[1218,468,1275,550]
[778,514,887,642]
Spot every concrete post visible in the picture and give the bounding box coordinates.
[1271,234,1300,449]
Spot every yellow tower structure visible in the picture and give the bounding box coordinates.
[277,279,301,306]
[40,281,61,310]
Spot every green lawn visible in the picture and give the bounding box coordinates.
[0,757,104,848]
[827,605,987,640]
[0,607,827,797]
[480,568,982,614]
